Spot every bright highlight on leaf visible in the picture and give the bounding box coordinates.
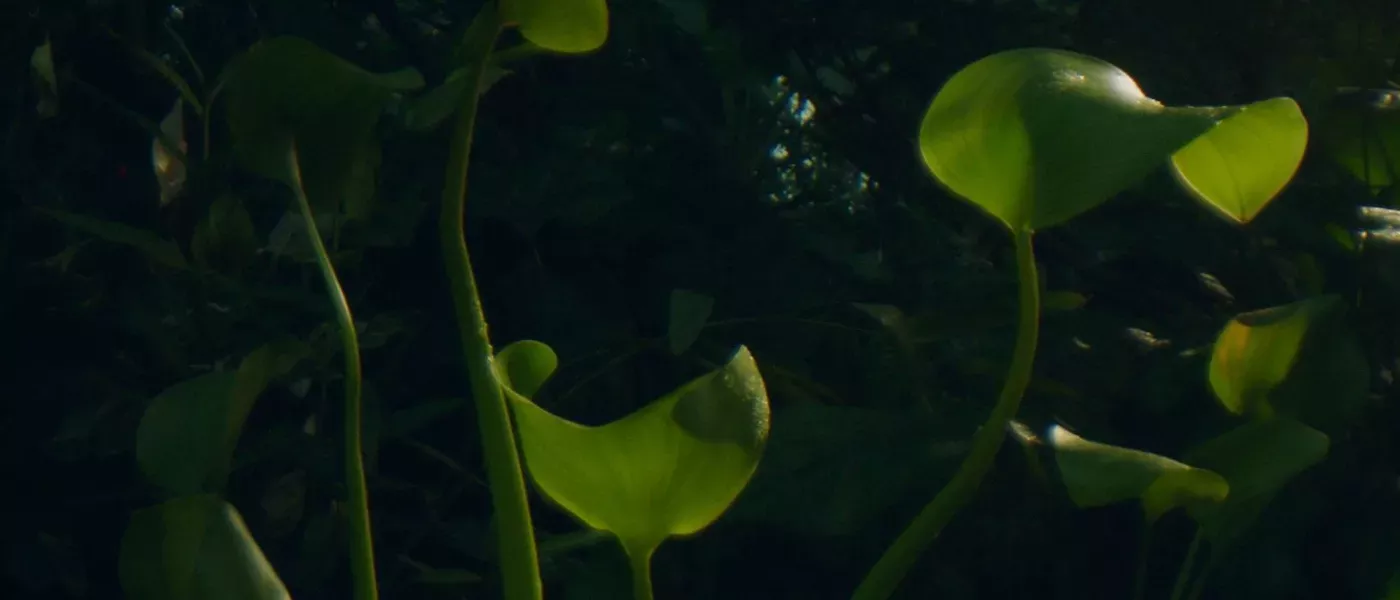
[496,340,770,586]
[1170,97,1308,224]
[501,0,610,54]
[1049,425,1228,523]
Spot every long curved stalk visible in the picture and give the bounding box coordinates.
[285,145,378,600]
[852,228,1041,600]
[438,6,544,599]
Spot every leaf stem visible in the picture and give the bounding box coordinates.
[285,145,378,600]
[1169,528,1204,600]
[851,228,1041,600]
[438,5,543,600]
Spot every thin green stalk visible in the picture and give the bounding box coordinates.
[852,228,1041,600]
[625,544,657,600]
[1169,528,1204,600]
[285,146,378,600]
[438,6,543,599]
[1134,522,1156,600]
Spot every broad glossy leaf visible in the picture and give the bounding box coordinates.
[501,0,609,54]
[136,340,305,494]
[1183,418,1328,543]
[1207,295,1361,423]
[919,48,1286,232]
[1170,97,1308,223]
[667,289,714,355]
[498,341,770,560]
[1049,425,1228,523]
[119,494,289,600]
[221,37,423,220]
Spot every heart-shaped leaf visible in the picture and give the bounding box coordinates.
[918,48,1302,233]
[1049,425,1228,523]
[501,0,610,54]
[118,494,289,600]
[1207,295,1364,427]
[1170,97,1308,223]
[497,340,770,571]
[221,36,423,220]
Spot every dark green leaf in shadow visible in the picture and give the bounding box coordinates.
[1049,425,1228,523]
[39,208,188,270]
[1183,418,1329,544]
[1314,87,1400,192]
[666,289,714,355]
[136,340,305,495]
[118,494,289,600]
[401,65,512,132]
[221,36,423,220]
[726,404,965,536]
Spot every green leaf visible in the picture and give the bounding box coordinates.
[725,404,962,537]
[501,0,610,54]
[190,193,259,274]
[136,340,304,495]
[118,494,289,600]
[39,208,188,270]
[1169,97,1308,224]
[1049,425,1228,523]
[1183,418,1329,544]
[1207,295,1363,424]
[918,48,1287,232]
[401,65,512,132]
[666,289,714,355]
[498,341,770,566]
[1314,88,1400,192]
[221,36,423,220]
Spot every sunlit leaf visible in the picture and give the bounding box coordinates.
[1170,97,1308,223]
[1049,425,1228,523]
[667,289,714,355]
[1207,295,1364,429]
[118,495,289,600]
[501,0,610,54]
[919,48,1301,232]
[497,341,770,577]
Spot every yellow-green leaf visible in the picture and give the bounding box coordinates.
[501,0,610,54]
[1170,97,1308,224]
